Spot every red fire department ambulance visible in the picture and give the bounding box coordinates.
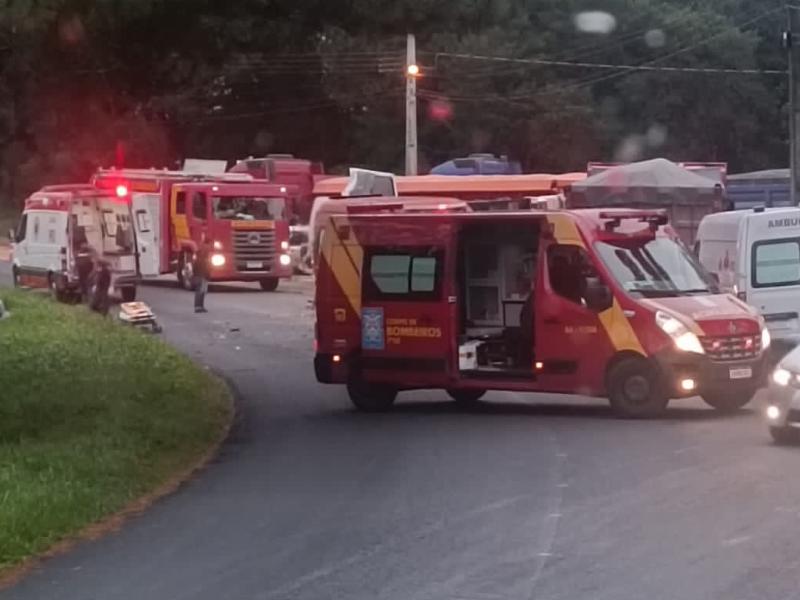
[92,169,293,291]
[314,206,770,417]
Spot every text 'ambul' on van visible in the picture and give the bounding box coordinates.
[314,204,770,418]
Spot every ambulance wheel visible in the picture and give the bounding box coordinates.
[259,277,279,292]
[447,389,486,405]
[120,286,137,302]
[177,252,196,291]
[347,379,397,412]
[702,390,754,413]
[770,425,800,445]
[607,357,668,418]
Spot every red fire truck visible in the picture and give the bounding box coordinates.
[228,154,327,223]
[314,205,771,418]
[92,169,293,291]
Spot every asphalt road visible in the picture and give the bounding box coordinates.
[3,262,800,600]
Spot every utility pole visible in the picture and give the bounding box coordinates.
[788,5,800,204]
[405,33,419,176]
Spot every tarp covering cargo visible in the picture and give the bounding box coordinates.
[566,158,724,244]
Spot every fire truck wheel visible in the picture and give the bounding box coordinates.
[607,357,668,419]
[259,278,279,292]
[701,390,754,412]
[347,379,397,412]
[177,252,196,291]
[120,286,137,302]
[447,389,486,405]
[770,425,800,445]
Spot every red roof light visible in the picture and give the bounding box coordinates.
[116,184,129,198]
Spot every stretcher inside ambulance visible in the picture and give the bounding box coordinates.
[314,207,770,418]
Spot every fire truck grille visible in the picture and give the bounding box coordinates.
[233,230,276,271]
[700,334,761,362]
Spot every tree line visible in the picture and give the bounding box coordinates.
[0,0,789,207]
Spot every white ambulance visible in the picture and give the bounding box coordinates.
[696,206,800,347]
[9,184,139,302]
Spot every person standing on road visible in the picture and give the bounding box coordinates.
[194,236,212,314]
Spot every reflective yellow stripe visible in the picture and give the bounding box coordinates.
[321,217,363,315]
[598,299,645,354]
[547,213,586,247]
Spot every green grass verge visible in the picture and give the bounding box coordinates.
[0,290,232,572]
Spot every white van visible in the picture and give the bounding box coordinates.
[10,185,139,301]
[696,207,800,346]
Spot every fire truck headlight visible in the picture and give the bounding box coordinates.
[656,311,704,354]
[213,241,223,250]
[211,253,226,267]
[281,240,289,251]
[762,327,772,350]
[279,253,291,267]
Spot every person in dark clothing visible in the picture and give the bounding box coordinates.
[75,242,95,301]
[90,259,112,316]
[194,237,212,313]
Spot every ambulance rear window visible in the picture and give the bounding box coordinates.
[364,248,442,300]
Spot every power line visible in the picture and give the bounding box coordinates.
[559,3,787,92]
[429,3,787,103]
[433,51,785,76]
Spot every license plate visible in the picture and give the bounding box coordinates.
[246,261,263,269]
[729,367,752,380]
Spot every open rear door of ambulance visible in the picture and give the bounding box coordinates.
[355,215,457,389]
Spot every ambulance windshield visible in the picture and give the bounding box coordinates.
[212,196,286,220]
[595,237,718,298]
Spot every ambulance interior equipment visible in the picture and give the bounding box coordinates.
[457,222,540,375]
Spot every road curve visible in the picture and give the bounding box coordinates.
[2,265,800,600]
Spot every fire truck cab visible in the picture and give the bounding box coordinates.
[93,169,293,291]
[10,184,138,301]
[314,207,771,418]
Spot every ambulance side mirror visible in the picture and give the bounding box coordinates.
[584,277,613,312]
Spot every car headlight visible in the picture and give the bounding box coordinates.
[210,253,226,267]
[773,367,793,386]
[762,326,771,350]
[656,311,704,354]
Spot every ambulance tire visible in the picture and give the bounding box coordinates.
[347,379,397,412]
[120,286,137,302]
[701,390,754,413]
[177,252,196,291]
[770,425,800,445]
[447,389,486,405]
[259,277,279,292]
[607,357,668,419]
